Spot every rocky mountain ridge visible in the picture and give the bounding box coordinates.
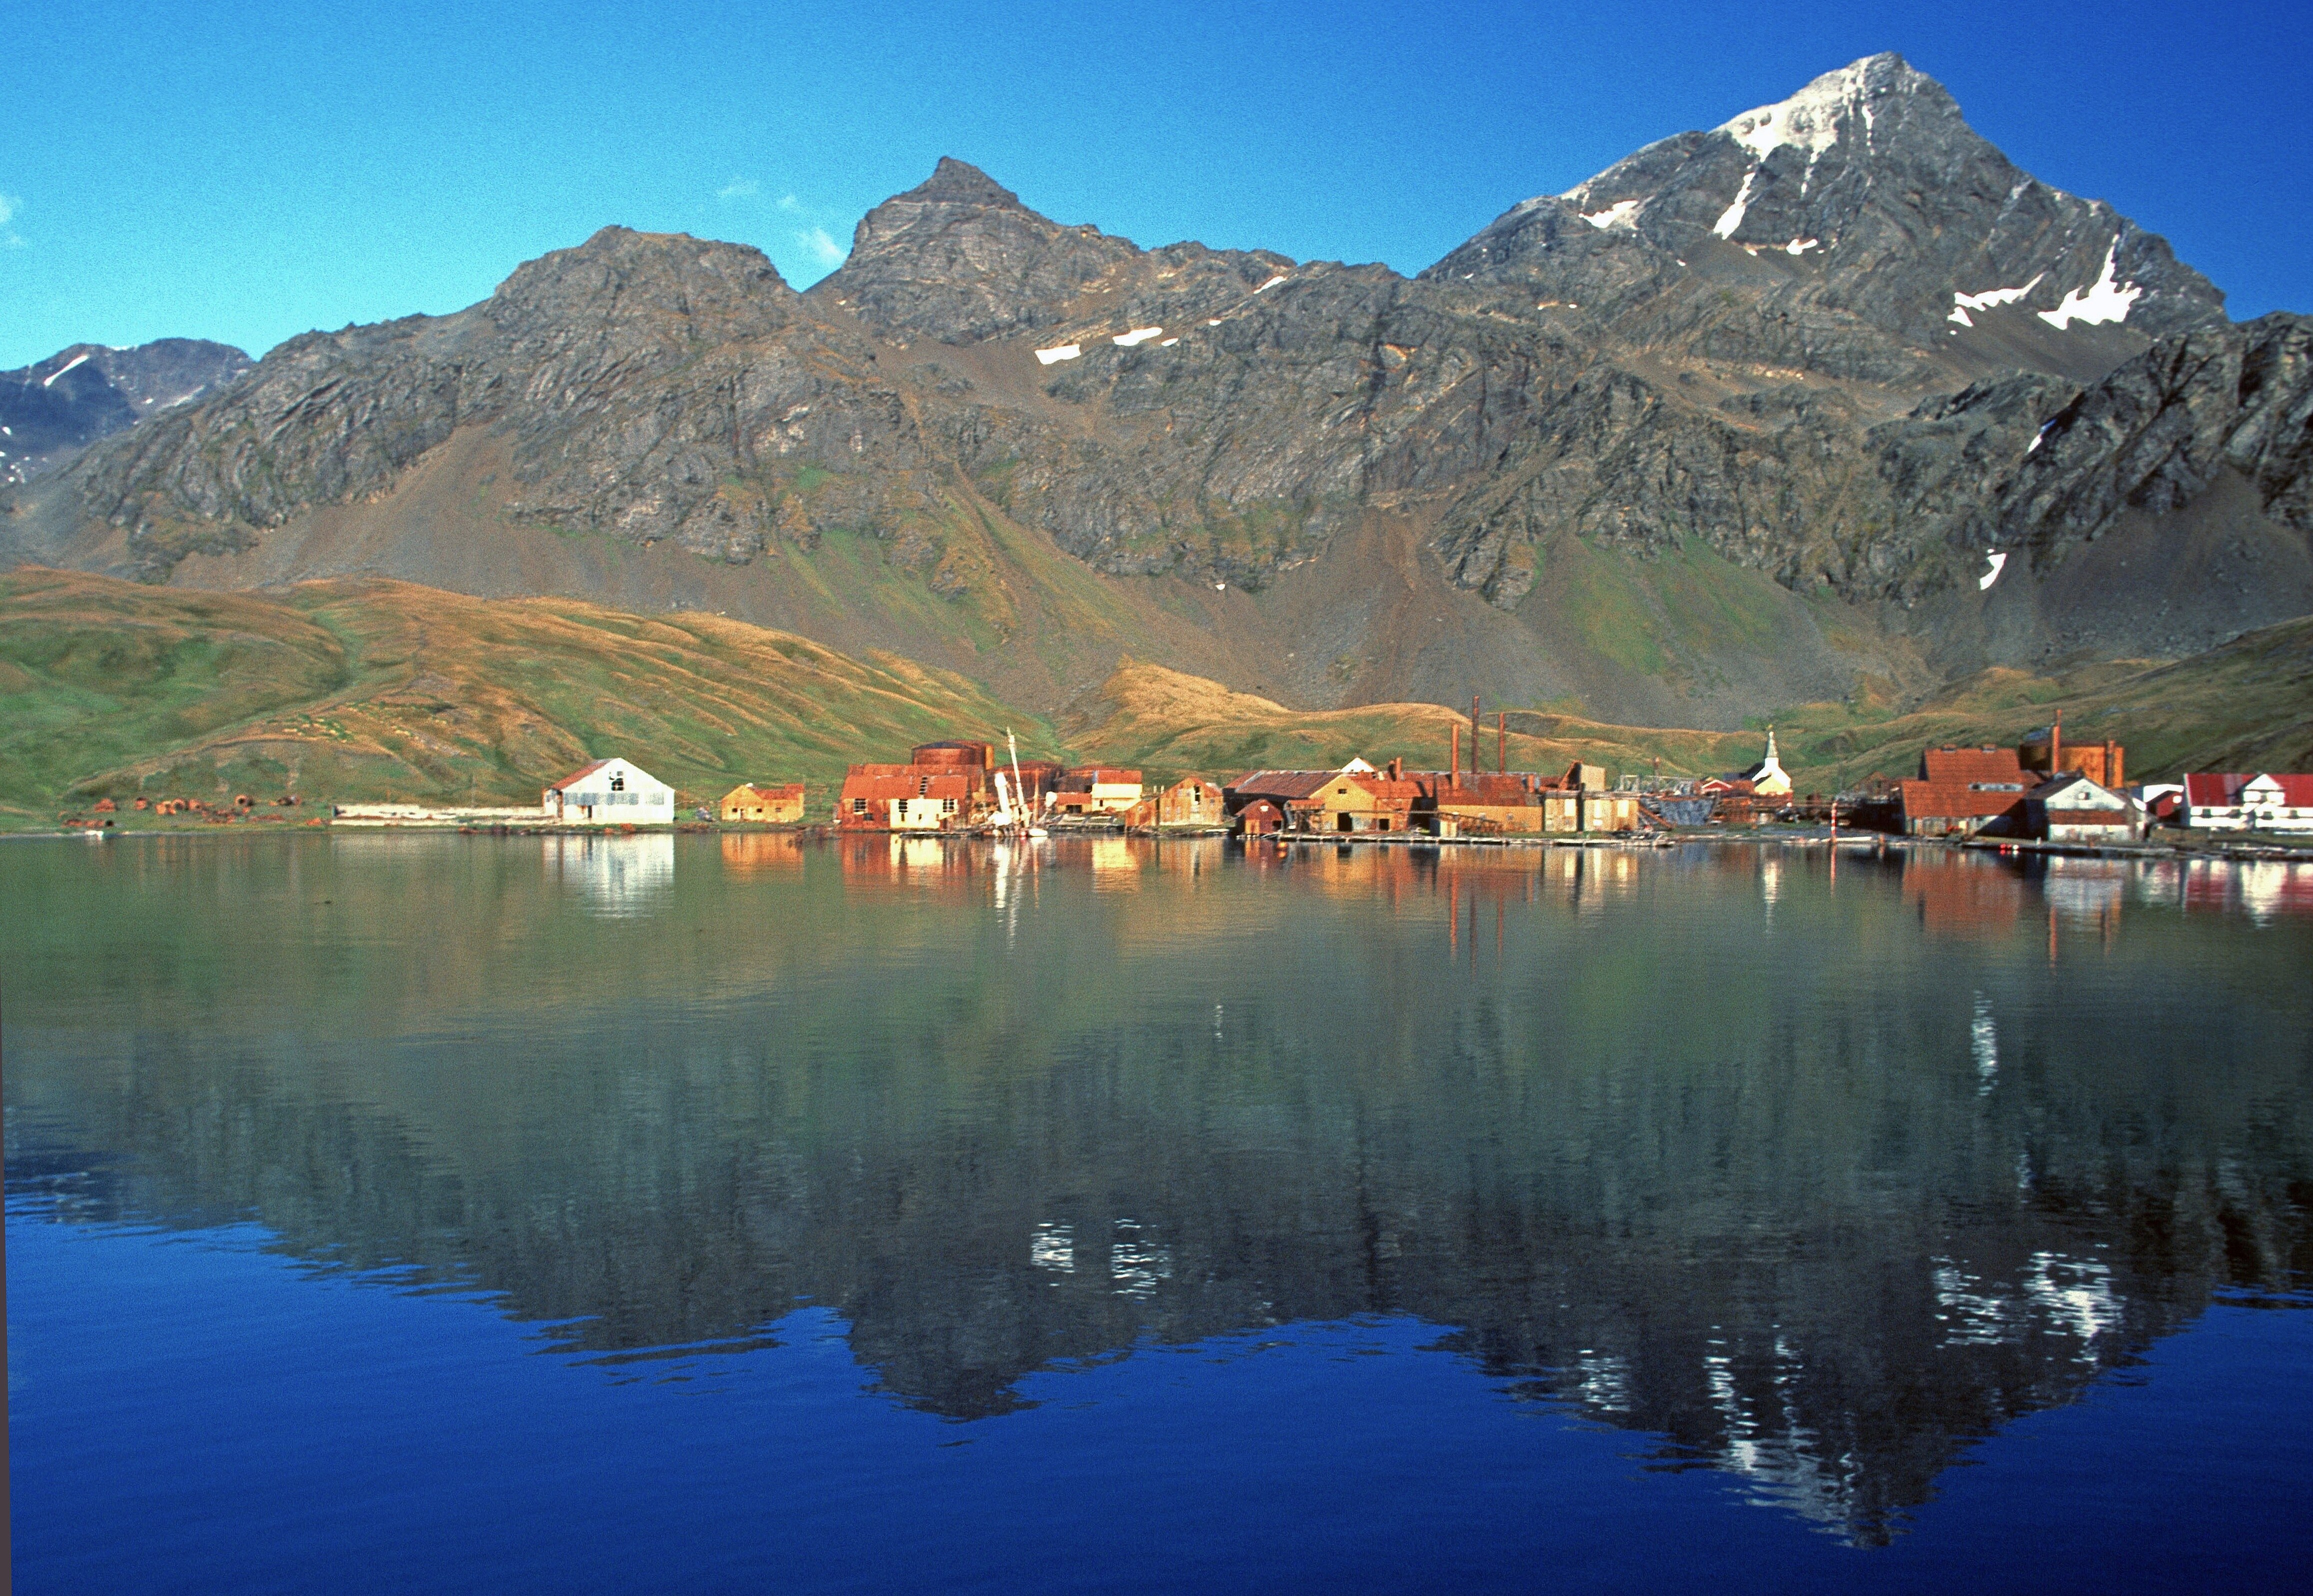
[6,55,2306,723]
[0,338,250,485]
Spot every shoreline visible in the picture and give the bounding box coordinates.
[10,822,2312,864]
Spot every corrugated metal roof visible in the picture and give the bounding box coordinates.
[553,758,616,788]
[1920,746,2026,784]
[2189,772,2313,807]
[839,772,976,800]
[2028,773,2124,805]
[1226,770,1338,801]
[1900,780,2023,822]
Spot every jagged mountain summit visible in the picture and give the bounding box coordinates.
[1434,55,2222,368]
[812,156,1294,347]
[0,338,250,484]
[4,56,2305,726]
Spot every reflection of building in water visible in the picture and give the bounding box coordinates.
[2042,858,2126,926]
[1902,851,2024,940]
[890,836,953,877]
[1152,838,1223,880]
[2238,862,2313,924]
[2165,858,2313,922]
[545,832,674,915]
[720,832,804,874]
[1088,838,1140,890]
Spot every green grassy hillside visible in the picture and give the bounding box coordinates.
[1062,662,1770,786]
[1068,618,2313,794]
[1767,616,2313,790]
[0,568,1062,822]
[6,568,2305,827]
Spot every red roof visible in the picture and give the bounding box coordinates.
[838,771,976,802]
[1900,780,2024,823]
[1920,746,2027,785]
[1429,782,1534,808]
[553,758,616,789]
[1227,770,1338,802]
[2189,772,2313,807]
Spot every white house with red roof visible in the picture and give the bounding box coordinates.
[2182,773,2313,834]
[544,758,676,824]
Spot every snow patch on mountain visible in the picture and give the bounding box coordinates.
[1112,326,1163,346]
[1582,199,1643,232]
[1716,55,1906,160]
[1034,344,1080,365]
[1712,170,1756,239]
[41,352,90,388]
[1948,274,2046,327]
[2038,243,2140,330]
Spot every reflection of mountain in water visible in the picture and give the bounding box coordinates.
[6,838,2311,1544]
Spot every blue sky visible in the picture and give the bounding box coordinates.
[3,0,2307,367]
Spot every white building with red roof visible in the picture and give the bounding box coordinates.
[544,758,676,824]
[2182,773,2313,834]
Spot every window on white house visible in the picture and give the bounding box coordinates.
[611,775,626,792]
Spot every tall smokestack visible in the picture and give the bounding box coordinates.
[1498,711,1506,774]
[1470,694,1480,778]
[1450,723,1459,786]
[2052,710,2062,775]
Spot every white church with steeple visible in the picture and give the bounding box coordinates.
[1740,726,1792,796]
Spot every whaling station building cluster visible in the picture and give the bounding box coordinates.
[809,722,1660,840]
[738,710,2312,846]
[260,709,2309,846]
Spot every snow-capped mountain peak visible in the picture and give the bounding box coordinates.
[1438,53,2222,355]
[1714,52,1927,162]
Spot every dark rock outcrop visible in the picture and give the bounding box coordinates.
[0,338,250,484]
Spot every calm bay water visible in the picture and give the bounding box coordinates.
[6,832,2312,1592]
